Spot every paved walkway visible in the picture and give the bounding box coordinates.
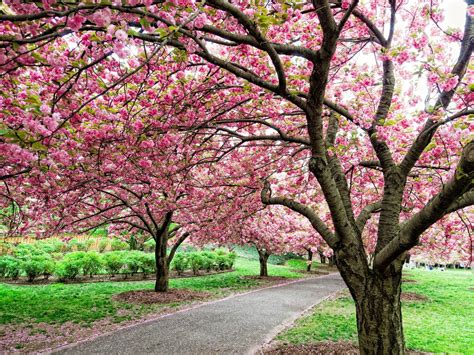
[54,273,345,355]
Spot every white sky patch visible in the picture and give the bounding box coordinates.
[441,0,467,29]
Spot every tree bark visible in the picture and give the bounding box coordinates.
[154,236,169,292]
[257,248,270,277]
[354,272,405,354]
[307,249,313,272]
[318,248,326,264]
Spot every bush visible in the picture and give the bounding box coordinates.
[110,239,129,251]
[187,252,204,275]
[42,258,55,279]
[201,251,217,272]
[0,255,21,279]
[139,253,155,275]
[84,239,95,251]
[14,244,44,259]
[102,251,125,276]
[82,251,103,277]
[98,238,109,253]
[170,253,187,275]
[69,238,88,251]
[55,254,83,281]
[35,239,64,254]
[21,254,55,282]
[226,251,237,269]
[143,238,156,253]
[124,251,144,275]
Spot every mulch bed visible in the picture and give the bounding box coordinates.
[262,341,359,354]
[3,269,234,286]
[401,292,428,301]
[112,288,212,304]
[262,341,429,354]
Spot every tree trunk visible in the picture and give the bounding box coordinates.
[307,249,313,272]
[328,255,336,266]
[257,248,269,277]
[154,236,169,292]
[354,272,405,354]
[318,248,326,264]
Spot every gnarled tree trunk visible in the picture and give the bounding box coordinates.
[336,248,406,355]
[256,247,270,277]
[354,272,404,354]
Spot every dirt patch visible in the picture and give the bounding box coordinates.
[3,269,234,286]
[113,288,212,305]
[402,278,417,283]
[401,292,428,302]
[262,341,429,354]
[262,341,359,354]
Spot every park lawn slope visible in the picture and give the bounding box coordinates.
[276,269,474,353]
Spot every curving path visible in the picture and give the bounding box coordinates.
[52,273,345,355]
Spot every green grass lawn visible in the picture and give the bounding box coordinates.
[0,257,303,326]
[277,269,474,353]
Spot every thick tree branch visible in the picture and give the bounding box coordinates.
[168,232,190,263]
[374,141,474,271]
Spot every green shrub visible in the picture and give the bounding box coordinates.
[226,251,237,269]
[102,251,125,276]
[69,238,88,251]
[139,253,155,275]
[35,239,64,254]
[42,258,55,279]
[124,251,144,275]
[215,254,228,271]
[0,255,21,279]
[21,254,55,282]
[201,251,217,272]
[14,244,44,259]
[84,239,94,251]
[98,238,109,253]
[170,253,187,275]
[110,239,129,251]
[55,254,83,281]
[143,238,156,253]
[188,252,204,275]
[82,251,103,277]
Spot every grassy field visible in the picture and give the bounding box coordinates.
[277,269,474,353]
[0,257,303,326]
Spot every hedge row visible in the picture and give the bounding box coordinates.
[170,249,236,275]
[0,245,236,282]
[0,237,137,255]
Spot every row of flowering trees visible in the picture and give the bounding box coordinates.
[0,0,473,353]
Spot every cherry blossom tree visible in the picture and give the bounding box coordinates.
[1,1,473,352]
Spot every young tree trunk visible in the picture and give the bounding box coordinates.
[318,248,326,264]
[154,235,169,292]
[257,248,270,277]
[307,249,313,272]
[354,273,405,354]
